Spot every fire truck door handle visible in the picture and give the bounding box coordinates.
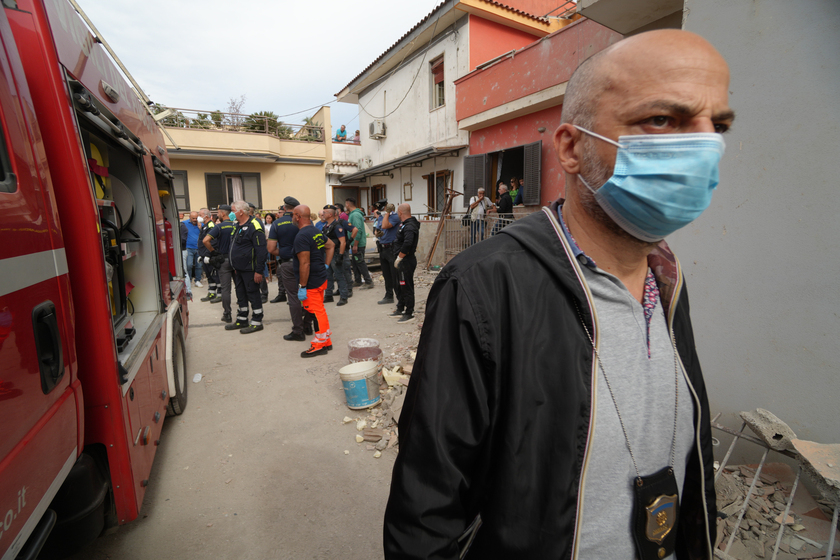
[32,301,64,394]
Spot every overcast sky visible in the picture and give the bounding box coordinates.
[78,0,442,134]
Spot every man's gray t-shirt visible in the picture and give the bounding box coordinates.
[576,264,695,560]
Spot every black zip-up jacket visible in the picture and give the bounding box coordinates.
[384,203,715,560]
[229,217,267,273]
[395,216,420,257]
[197,223,214,258]
[496,191,513,218]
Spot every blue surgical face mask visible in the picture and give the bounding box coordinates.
[229,212,236,221]
[575,126,725,242]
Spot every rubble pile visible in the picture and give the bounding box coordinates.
[715,464,840,560]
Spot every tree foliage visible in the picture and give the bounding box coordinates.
[151,103,187,127]
[244,110,293,138]
[300,116,323,141]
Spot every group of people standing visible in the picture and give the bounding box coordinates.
[185,195,421,357]
[466,177,520,244]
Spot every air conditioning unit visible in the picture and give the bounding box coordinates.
[369,120,386,139]
[358,157,372,170]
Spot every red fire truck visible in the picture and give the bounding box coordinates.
[0,0,189,558]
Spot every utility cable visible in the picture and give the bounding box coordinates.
[358,16,441,120]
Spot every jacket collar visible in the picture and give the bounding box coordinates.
[500,200,682,319]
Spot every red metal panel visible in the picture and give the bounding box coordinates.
[0,387,77,555]
[40,0,169,168]
[0,7,79,555]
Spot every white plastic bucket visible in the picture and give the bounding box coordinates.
[339,361,382,409]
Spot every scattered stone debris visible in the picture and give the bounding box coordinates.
[715,462,840,560]
[336,270,436,460]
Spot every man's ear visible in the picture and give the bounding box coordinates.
[554,124,582,175]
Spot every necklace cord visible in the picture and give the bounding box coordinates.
[574,301,680,477]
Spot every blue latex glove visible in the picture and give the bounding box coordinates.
[325,263,330,270]
[297,286,308,301]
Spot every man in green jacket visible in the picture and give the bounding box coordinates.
[345,197,374,289]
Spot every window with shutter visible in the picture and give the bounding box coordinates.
[205,172,262,209]
[463,154,489,208]
[430,56,445,109]
[523,141,542,205]
[172,171,190,212]
[205,173,224,210]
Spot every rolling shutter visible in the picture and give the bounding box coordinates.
[431,58,444,84]
[522,141,542,205]
[463,154,489,208]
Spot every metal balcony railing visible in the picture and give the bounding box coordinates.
[443,215,516,261]
[158,107,324,142]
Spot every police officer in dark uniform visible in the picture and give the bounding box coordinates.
[268,196,313,341]
[203,205,236,322]
[224,200,268,334]
[197,208,219,302]
[322,205,350,306]
[247,202,271,304]
[391,203,421,323]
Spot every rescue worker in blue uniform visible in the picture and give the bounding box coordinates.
[268,196,314,341]
[248,202,270,304]
[224,200,268,334]
[203,204,236,322]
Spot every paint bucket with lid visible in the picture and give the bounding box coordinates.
[348,338,382,366]
[338,361,381,409]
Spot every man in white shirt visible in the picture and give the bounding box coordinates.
[467,188,493,245]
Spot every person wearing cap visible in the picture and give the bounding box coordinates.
[292,205,334,357]
[268,196,314,341]
[203,205,236,322]
[224,200,268,334]
[375,202,400,305]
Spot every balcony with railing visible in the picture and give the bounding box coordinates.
[161,107,328,165]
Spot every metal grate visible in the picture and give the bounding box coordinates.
[443,215,516,262]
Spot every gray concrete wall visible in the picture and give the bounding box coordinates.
[670,0,840,447]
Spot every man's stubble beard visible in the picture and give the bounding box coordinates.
[578,137,657,249]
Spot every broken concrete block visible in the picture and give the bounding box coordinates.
[342,416,353,424]
[362,428,383,442]
[375,438,388,451]
[356,419,367,431]
[344,450,350,455]
[374,451,382,458]
[791,439,840,503]
[355,434,364,443]
[740,408,797,452]
[775,513,794,525]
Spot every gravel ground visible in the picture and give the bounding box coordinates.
[69,270,436,560]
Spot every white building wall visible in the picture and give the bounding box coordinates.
[356,15,471,215]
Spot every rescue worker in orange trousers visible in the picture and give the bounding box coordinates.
[292,205,335,357]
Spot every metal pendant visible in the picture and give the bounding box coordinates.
[632,466,680,560]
